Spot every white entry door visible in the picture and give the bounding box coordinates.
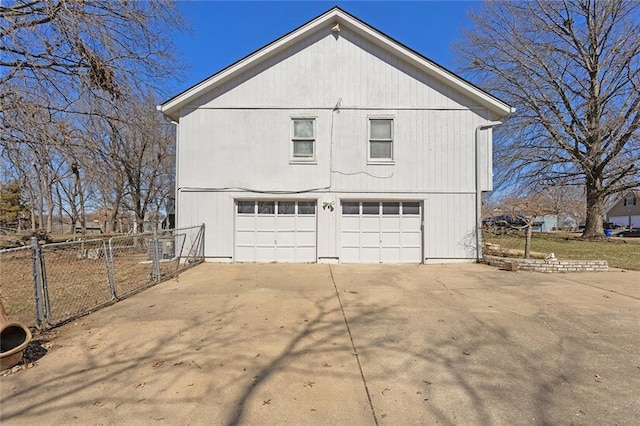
[235,200,316,262]
[340,201,422,263]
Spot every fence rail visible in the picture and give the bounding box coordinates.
[0,224,205,330]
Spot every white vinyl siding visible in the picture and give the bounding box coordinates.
[340,201,421,263]
[173,18,501,263]
[235,200,316,262]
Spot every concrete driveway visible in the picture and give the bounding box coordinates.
[1,263,639,425]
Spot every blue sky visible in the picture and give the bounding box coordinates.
[173,1,479,92]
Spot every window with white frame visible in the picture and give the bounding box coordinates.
[369,118,393,161]
[292,118,315,160]
[624,196,637,206]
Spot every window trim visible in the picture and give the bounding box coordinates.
[367,117,395,164]
[290,116,317,164]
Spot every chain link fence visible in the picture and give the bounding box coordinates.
[0,224,205,330]
[0,245,38,327]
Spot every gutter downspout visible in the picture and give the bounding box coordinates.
[169,119,179,229]
[475,121,502,262]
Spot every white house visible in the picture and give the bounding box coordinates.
[159,7,512,264]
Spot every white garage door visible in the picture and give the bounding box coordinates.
[341,201,422,263]
[235,200,316,262]
[610,216,640,228]
[609,216,628,227]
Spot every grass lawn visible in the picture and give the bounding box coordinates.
[485,231,640,271]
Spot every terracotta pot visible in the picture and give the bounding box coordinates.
[1,321,33,370]
[0,299,33,370]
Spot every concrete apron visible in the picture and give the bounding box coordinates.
[1,263,639,425]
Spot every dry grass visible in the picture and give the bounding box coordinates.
[485,231,640,271]
[0,241,155,327]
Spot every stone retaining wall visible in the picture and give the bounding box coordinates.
[484,255,608,272]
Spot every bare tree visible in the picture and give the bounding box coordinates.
[485,191,557,259]
[542,182,586,230]
[81,92,175,233]
[115,94,175,232]
[1,0,185,109]
[1,0,185,235]
[457,0,640,238]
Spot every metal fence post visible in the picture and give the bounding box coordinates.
[103,240,117,300]
[152,229,161,283]
[40,243,51,327]
[30,237,45,329]
[200,223,205,259]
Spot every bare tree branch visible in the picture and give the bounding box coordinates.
[456,0,640,238]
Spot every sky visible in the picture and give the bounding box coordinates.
[172,1,479,94]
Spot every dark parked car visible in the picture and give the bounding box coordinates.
[483,214,527,228]
[579,221,621,230]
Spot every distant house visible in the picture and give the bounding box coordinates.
[532,215,557,232]
[158,7,512,263]
[75,221,103,234]
[606,189,640,229]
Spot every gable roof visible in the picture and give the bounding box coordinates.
[605,188,640,214]
[159,6,513,122]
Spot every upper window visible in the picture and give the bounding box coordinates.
[624,196,637,206]
[369,119,393,162]
[292,118,315,160]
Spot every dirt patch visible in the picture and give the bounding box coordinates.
[1,329,58,376]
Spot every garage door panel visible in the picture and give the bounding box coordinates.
[295,247,316,262]
[360,247,380,263]
[402,233,422,246]
[342,231,360,246]
[275,247,295,261]
[381,247,401,263]
[236,216,256,228]
[236,231,255,245]
[296,231,316,246]
[256,216,275,227]
[361,232,380,245]
[341,201,422,264]
[277,232,295,246]
[235,201,316,262]
[402,217,421,228]
[361,219,380,231]
[235,247,254,262]
[341,247,360,263]
[276,216,296,228]
[381,232,400,245]
[296,216,316,227]
[400,248,421,262]
[381,217,401,228]
[255,230,276,245]
[341,216,361,230]
[256,245,276,259]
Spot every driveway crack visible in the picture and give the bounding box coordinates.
[329,265,379,426]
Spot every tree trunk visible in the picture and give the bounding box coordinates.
[582,177,605,238]
[524,225,532,259]
[73,165,87,236]
[45,187,54,234]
